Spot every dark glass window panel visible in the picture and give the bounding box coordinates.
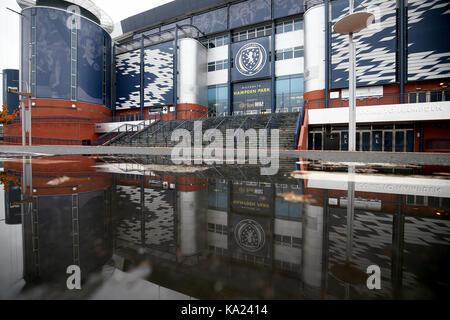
[430,91,442,102]
[284,48,293,59]
[265,26,271,36]
[284,21,293,32]
[406,130,414,152]
[308,133,314,150]
[356,132,360,151]
[239,31,247,41]
[248,30,256,39]
[216,62,223,71]
[224,35,229,45]
[418,92,427,102]
[257,27,265,37]
[445,90,450,101]
[314,133,322,150]
[294,46,303,58]
[395,131,405,152]
[384,131,393,152]
[416,196,425,205]
[341,132,348,150]
[294,19,303,30]
[276,23,283,34]
[275,51,283,61]
[362,132,370,151]
[428,197,440,208]
[372,131,382,151]
[409,93,417,103]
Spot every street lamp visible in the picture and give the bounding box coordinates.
[334,1,374,151]
[8,82,33,146]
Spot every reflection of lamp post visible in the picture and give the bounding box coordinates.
[334,1,374,151]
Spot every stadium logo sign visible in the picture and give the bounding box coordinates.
[235,42,267,77]
[234,219,265,252]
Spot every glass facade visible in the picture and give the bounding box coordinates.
[275,74,304,113]
[208,85,228,117]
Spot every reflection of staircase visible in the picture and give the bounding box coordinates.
[110,112,300,150]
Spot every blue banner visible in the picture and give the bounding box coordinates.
[230,0,271,29]
[36,8,71,100]
[232,37,271,81]
[77,18,104,105]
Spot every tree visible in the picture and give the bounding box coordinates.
[0,104,19,124]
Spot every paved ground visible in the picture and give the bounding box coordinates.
[1,145,450,166]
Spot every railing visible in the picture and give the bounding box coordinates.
[3,135,83,145]
[128,111,163,144]
[159,111,209,147]
[305,90,450,109]
[98,120,147,146]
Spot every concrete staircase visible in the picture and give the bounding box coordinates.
[111,112,300,150]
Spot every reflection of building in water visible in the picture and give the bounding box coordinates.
[111,168,450,299]
[3,156,113,283]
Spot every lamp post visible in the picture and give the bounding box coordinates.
[333,1,374,151]
[8,82,33,146]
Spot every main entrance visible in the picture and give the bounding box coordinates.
[308,124,415,152]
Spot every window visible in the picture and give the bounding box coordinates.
[276,18,303,34]
[232,25,271,43]
[275,46,303,61]
[201,34,229,49]
[207,59,228,72]
[275,74,304,112]
[208,85,228,116]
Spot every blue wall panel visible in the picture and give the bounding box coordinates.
[77,18,104,105]
[143,42,174,107]
[273,0,304,19]
[115,49,141,110]
[2,69,20,114]
[330,0,397,89]
[193,7,228,35]
[35,8,71,100]
[407,0,450,81]
[230,0,271,29]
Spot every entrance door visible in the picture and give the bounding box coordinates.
[324,133,340,150]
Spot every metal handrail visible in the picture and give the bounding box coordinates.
[129,111,162,141]
[160,111,208,146]
[101,120,147,146]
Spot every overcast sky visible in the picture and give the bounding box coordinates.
[0,0,174,107]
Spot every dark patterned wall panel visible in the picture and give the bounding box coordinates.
[143,42,174,107]
[115,49,141,110]
[407,0,450,81]
[331,0,397,89]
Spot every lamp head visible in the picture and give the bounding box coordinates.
[334,12,375,34]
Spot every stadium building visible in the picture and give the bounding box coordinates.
[1,0,450,152]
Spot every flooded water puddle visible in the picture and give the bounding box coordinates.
[0,155,449,300]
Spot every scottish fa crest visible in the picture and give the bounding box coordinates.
[235,42,267,77]
[234,219,266,252]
